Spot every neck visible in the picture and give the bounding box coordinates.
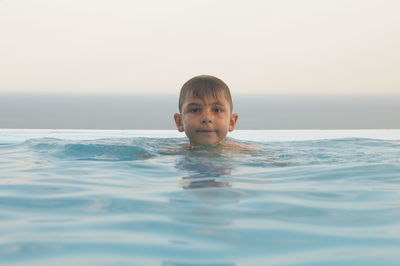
[189,139,226,150]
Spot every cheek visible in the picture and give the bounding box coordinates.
[182,117,195,130]
[221,117,231,128]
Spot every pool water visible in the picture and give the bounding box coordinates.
[1,129,400,265]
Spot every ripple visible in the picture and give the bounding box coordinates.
[1,135,400,265]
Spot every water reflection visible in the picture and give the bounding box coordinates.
[163,261,235,266]
[168,151,243,226]
[176,151,234,189]
[164,151,239,265]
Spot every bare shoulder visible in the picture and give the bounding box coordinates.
[160,141,263,153]
[220,140,264,153]
[159,143,192,152]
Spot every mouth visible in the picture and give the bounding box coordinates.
[196,130,216,133]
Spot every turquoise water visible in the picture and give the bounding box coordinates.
[1,130,400,265]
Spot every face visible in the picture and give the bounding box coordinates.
[174,92,238,146]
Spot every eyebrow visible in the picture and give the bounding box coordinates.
[184,100,226,113]
[186,101,224,107]
[185,103,202,108]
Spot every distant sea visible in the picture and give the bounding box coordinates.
[0,93,399,129]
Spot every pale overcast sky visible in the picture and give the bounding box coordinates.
[1,0,399,94]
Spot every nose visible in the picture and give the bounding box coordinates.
[201,110,213,124]
[201,118,212,124]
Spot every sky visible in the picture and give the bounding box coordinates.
[1,0,399,95]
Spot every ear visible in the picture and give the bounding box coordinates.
[229,113,238,132]
[174,113,185,132]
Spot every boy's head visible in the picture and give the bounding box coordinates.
[178,75,233,113]
[174,75,238,147]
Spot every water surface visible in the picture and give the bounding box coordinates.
[1,130,400,265]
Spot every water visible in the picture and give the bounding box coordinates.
[1,129,400,265]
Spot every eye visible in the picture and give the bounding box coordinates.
[189,108,200,113]
[213,108,223,113]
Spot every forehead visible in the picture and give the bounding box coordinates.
[182,91,228,106]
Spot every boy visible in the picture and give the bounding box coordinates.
[173,75,258,151]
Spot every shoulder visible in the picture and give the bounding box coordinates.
[160,141,263,153]
[220,140,264,153]
[160,144,191,152]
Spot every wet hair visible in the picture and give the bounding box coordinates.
[178,75,233,113]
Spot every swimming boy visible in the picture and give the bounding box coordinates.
[173,75,258,152]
